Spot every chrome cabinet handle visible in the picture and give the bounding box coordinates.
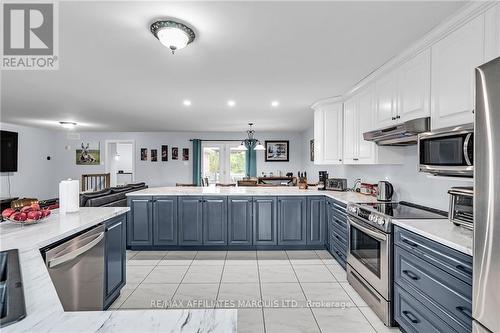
[106,221,122,231]
[48,232,104,268]
[402,238,418,248]
[456,264,472,275]
[456,306,472,319]
[403,270,420,281]
[402,310,420,324]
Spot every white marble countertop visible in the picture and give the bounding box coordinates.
[126,186,380,205]
[0,207,236,332]
[393,218,473,256]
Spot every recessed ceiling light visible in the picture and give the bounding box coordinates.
[227,100,236,107]
[59,121,77,129]
[271,101,280,107]
[183,100,192,106]
[150,20,196,54]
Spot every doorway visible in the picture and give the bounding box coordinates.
[201,142,246,185]
[105,140,135,187]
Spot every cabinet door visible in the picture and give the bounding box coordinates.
[228,197,253,245]
[343,98,357,163]
[485,4,500,62]
[357,87,376,164]
[127,197,152,246]
[313,108,325,164]
[203,197,228,245]
[431,15,484,130]
[323,104,344,164]
[153,196,178,246]
[178,197,203,245]
[278,197,307,245]
[398,49,431,122]
[375,71,398,128]
[105,215,126,302]
[253,197,278,245]
[307,197,325,245]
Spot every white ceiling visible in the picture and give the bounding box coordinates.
[1,1,465,132]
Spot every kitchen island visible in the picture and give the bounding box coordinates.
[0,207,236,333]
[125,186,380,251]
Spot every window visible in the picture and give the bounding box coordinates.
[202,142,247,185]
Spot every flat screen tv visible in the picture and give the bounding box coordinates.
[1,130,18,172]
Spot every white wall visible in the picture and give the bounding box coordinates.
[301,126,470,211]
[0,123,58,200]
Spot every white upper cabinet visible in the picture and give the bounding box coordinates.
[375,70,398,128]
[357,88,376,164]
[431,15,485,130]
[312,99,343,165]
[485,4,500,62]
[342,98,357,163]
[397,49,431,122]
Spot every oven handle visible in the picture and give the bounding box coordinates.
[348,216,387,241]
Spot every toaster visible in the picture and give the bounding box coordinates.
[325,178,348,191]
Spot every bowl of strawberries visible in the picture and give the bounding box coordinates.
[2,203,52,225]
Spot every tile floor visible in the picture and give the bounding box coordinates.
[111,250,401,333]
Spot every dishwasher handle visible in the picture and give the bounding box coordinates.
[48,232,104,268]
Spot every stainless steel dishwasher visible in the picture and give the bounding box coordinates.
[42,224,105,311]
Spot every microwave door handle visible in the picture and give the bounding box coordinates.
[48,232,104,268]
[464,133,472,166]
[348,217,387,241]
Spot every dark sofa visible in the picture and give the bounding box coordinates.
[80,182,148,207]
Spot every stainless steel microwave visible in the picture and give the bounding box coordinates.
[418,124,473,177]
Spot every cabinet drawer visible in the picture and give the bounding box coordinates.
[394,226,472,285]
[330,228,347,249]
[330,215,347,231]
[395,246,472,332]
[329,243,346,269]
[394,284,456,333]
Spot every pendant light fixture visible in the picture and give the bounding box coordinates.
[236,123,266,151]
[150,20,196,54]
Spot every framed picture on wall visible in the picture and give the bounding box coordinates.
[151,149,158,162]
[182,148,189,161]
[172,147,178,160]
[161,145,168,161]
[310,139,314,162]
[265,140,289,162]
[140,148,148,161]
[76,141,100,165]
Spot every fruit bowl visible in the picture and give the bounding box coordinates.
[2,203,52,225]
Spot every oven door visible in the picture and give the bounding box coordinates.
[418,126,473,177]
[347,215,391,300]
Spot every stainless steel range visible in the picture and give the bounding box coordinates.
[346,201,446,326]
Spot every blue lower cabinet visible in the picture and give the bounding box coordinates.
[306,197,325,245]
[178,196,203,245]
[278,196,307,245]
[127,197,153,246]
[203,197,228,245]
[153,196,178,246]
[104,214,126,308]
[394,284,456,333]
[228,197,253,245]
[253,197,278,245]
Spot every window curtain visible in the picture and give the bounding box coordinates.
[245,139,257,177]
[192,139,202,186]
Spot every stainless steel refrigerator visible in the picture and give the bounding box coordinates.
[474,56,500,333]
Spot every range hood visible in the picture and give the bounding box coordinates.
[363,117,430,146]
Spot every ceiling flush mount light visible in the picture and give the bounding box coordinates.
[150,20,196,54]
[227,100,236,107]
[59,121,77,129]
[183,100,192,106]
[271,101,280,107]
[239,123,266,151]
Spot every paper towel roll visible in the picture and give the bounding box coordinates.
[59,179,80,214]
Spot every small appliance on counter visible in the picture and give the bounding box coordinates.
[448,186,473,230]
[325,178,347,191]
[377,181,394,201]
[297,172,308,189]
[317,171,328,190]
[360,183,377,196]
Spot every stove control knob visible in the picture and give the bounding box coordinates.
[369,215,375,222]
[348,206,358,214]
[377,217,385,225]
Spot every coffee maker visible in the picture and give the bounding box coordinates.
[318,171,328,190]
